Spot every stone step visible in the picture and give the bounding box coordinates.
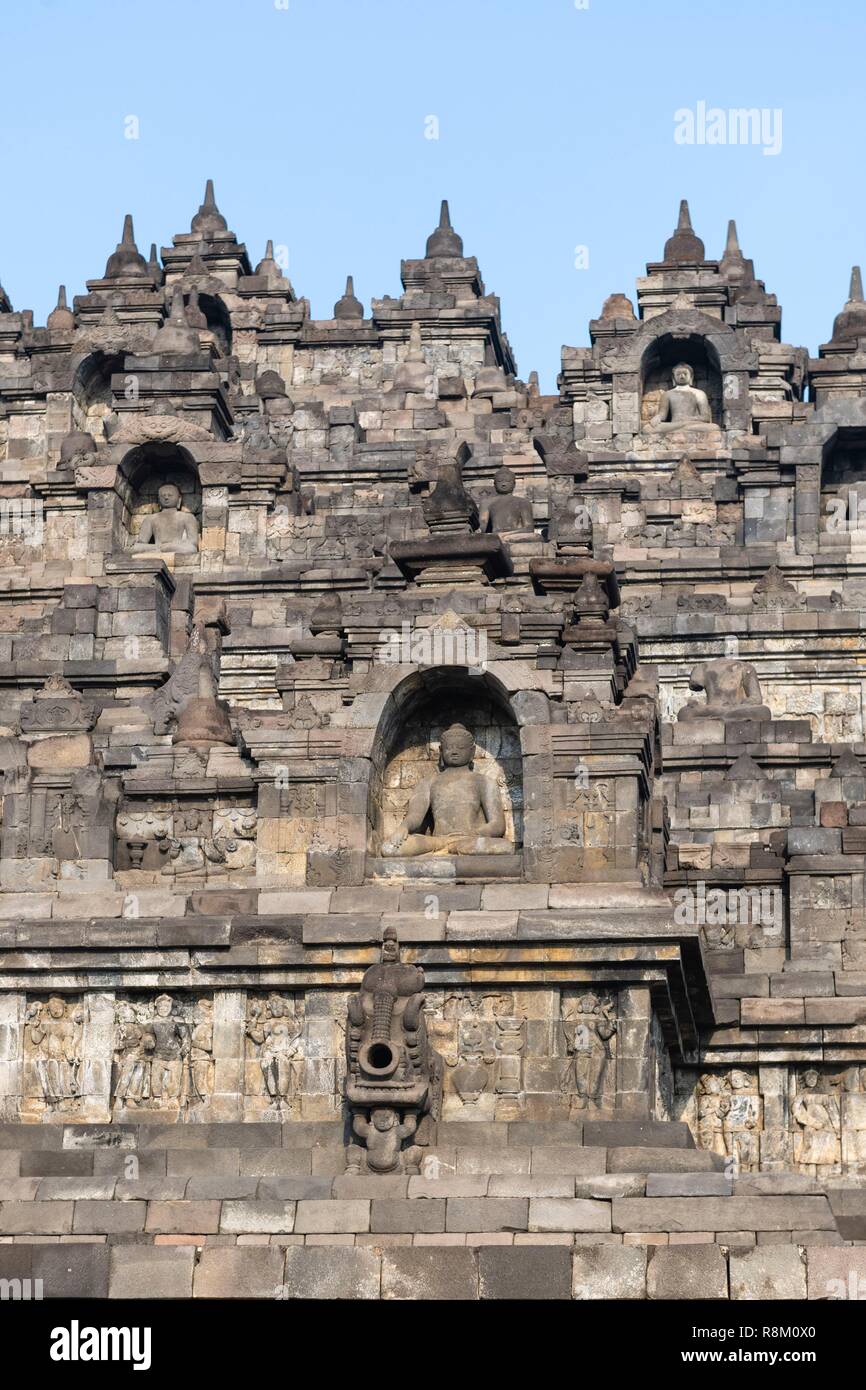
[0,1240,855,1300]
[0,1140,725,1181]
[0,1118,696,1152]
[0,1185,846,1241]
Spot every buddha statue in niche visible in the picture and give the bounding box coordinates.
[133,482,200,555]
[479,466,535,536]
[381,722,513,857]
[649,362,715,433]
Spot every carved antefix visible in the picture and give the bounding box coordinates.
[344,926,442,1173]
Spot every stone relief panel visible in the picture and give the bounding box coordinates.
[677,1066,866,1175]
[425,987,619,1120]
[112,995,214,1117]
[115,802,256,878]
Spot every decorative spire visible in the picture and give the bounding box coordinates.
[104,213,149,278]
[47,284,75,332]
[425,199,464,258]
[832,265,866,343]
[190,179,228,237]
[333,274,363,320]
[147,242,164,285]
[254,239,282,278]
[719,218,755,290]
[724,218,740,257]
[662,199,705,264]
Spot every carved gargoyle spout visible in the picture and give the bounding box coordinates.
[344,926,441,1174]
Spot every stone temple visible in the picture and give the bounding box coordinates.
[2,186,866,1301]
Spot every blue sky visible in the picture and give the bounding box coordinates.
[1,0,863,389]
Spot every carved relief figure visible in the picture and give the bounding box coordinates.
[381,723,512,857]
[677,658,772,724]
[113,1001,151,1107]
[561,992,617,1112]
[133,481,199,555]
[793,1070,841,1170]
[148,994,192,1106]
[246,994,302,1113]
[696,1073,730,1158]
[25,996,84,1111]
[648,362,715,433]
[722,1069,761,1172]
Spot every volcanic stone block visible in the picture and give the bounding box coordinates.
[528,1198,611,1232]
[109,1245,196,1299]
[194,1246,285,1299]
[612,1196,834,1233]
[220,1200,296,1234]
[478,1245,572,1300]
[294,1199,370,1234]
[381,1247,478,1300]
[281,1246,381,1300]
[647,1245,728,1300]
[729,1246,806,1300]
[572,1244,648,1299]
[145,1200,222,1234]
[371,1198,446,1234]
[446,1198,529,1232]
[32,1243,111,1299]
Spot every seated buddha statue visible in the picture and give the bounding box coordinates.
[381,723,513,857]
[649,362,715,433]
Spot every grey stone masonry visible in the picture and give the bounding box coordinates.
[4,191,866,1294]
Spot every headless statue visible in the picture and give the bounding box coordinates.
[381,722,513,857]
[677,658,771,723]
[649,362,715,433]
[134,482,200,555]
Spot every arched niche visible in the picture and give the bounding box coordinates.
[117,443,202,552]
[639,332,722,430]
[72,352,124,437]
[194,292,232,358]
[367,669,522,855]
[820,426,866,539]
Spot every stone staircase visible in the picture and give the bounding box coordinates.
[0,1119,863,1299]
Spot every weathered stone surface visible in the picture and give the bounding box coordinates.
[573,1245,647,1299]
[281,1247,381,1300]
[194,1246,285,1299]
[109,1245,195,1299]
[478,1246,572,1300]
[381,1247,478,1300]
[647,1245,728,1300]
[729,1246,806,1300]
[1,190,865,1299]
